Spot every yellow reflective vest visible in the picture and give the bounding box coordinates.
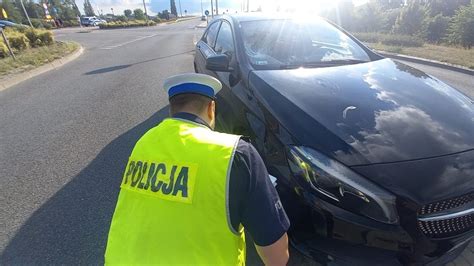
[105,118,246,265]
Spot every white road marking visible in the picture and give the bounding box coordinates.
[100,34,158,49]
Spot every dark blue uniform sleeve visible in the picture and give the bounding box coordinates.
[228,140,290,246]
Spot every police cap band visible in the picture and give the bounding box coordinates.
[164,73,222,99]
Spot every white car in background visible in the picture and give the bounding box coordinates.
[81,17,106,27]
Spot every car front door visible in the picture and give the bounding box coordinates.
[195,21,221,74]
[205,20,248,134]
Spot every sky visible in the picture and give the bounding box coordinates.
[75,0,369,17]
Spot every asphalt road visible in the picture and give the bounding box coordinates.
[0,18,472,265]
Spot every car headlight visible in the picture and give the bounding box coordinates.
[288,146,399,224]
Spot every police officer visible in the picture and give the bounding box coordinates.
[105,73,290,265]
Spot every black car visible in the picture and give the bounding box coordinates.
[194,14,474,265]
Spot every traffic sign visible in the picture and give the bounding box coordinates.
[1,8,8,19]
[204,10,209,16]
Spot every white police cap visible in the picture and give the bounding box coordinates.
[163,73,222,99]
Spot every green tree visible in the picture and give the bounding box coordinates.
[381,8,401,32]
[124,9,132,17]
[133,8,145,20]
[170,0,177,17]
[324,1,354,30]
[158,9,169,20]
[425,0,470,16]
[47,0,78,20]
[422,13,449,43]
[71,0,81,17]
[392,1,428,35]
[83,0,95,16]
[372,0,404,10]
[352,3,384,32]
[24,0,44,19]
[0,0,23,22]
[447,3,474,48]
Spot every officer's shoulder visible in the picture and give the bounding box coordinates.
[234,137,261,160]
[133,125,162,148]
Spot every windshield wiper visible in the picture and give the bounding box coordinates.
[318,59,370,65]
[279,59,369,69]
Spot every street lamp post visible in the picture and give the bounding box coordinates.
[178,0,182,17]
[19,0,33,27]
[200,0,203,15]
[215,0,218,15]
[111,7,114,16]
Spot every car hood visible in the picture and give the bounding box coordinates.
[250,58,474,166]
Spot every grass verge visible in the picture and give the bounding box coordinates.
[364,42,474,69]
[0,41,80,76]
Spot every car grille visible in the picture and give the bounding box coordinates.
[417,192,474,238]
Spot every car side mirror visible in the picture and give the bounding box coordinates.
[206,54,231,72]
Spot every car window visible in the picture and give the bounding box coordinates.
[240,19,371,69]
[214,21,235,58]
[203,21,221,48]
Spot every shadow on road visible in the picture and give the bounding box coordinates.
[85,65,132,75]
[1,106,170,264]
[84,50,194,75]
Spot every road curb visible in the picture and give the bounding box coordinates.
[0,44,84,92]
[376,50,474,76]
[176,17,198,22]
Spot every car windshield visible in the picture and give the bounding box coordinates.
[240,19,371,70]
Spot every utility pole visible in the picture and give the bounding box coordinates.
[0,27,16,60]
[178,0,182,17]
[111,7,114,16]
[247,0,249,12]
[19,0,33,27]
[210,0,214,17]
[142,0,149,23]
[200,0,203,15]
[215,0,218,15]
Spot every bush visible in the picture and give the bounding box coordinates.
[62,20,80,27]
[29,18,56,29]
[43,21,54,30]
[4,30,29,51]
[99,20,157,29]
[30,19,44,29]
[23,29,54,47]
[37,30,54,46]
[115,15,128,22]
[24,29,39,46]
[152,17,162,23]
[0,41,9,58]
[354,32,424,47]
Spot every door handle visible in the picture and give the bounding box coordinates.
[247,88,255,100]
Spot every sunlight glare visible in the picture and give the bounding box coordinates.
[258,0,341,15]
